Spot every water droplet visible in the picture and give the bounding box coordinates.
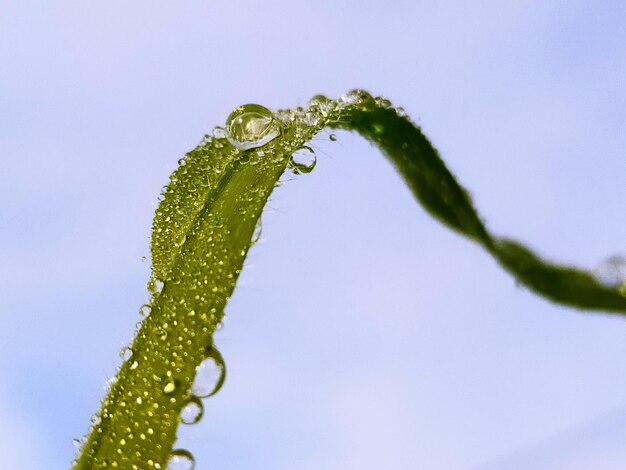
[374,96,392,108]
[308,94,335,117]
[289,146,317,174]
[329,133,337,142]
[225,104,279,150]
[139,304,151,318]
[594,255,626,288]
[309,94,329,106]
[302,112,320,126]
[141,256,147,263]
[341,89,372,106]
[180,396,204,425]
[274,109,294,124]
[191,346,226,397]
[212,126,227,139]
[149,278,164,294]
[72,438,82,448]
[167,449,195,470]
[120,346,133,361]
[252,218,262,244]
[163,378,177,395]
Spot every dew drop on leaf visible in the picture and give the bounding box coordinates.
[594,255,626,288]
[148,278,164,294]
[340,89,372,106]
[163,379,177,395]
[167,449,195,470]
[212,126,227,139]
[251,218,263,245]
[120,346,133,361]
[225,104,279,150]
[289,146,317,174]
[191,346,226,398]
[180,396,204,425]
[139,304,151,318]
[308,94,334,117]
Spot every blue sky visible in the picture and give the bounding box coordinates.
[1,1,625,469]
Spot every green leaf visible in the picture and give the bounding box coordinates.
[74,91,626,469]
[336,102,626,313]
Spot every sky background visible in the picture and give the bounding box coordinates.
[1,1,626,469]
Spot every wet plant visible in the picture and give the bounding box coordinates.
[73,91,626,469]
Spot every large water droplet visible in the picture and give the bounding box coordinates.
[180,396,204,425]
[167,449,195,470]
[225,104,279,150]
[191,345,226,398]
[289,146,317,174]
[594,255,626,288]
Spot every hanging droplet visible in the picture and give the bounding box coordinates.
[289,146,317,174]
[225,104,279,150]
[191,345,226,398]
[329,133,337,142]
[167,449,195,470]
[594,255,626,288]
[72,438,82,449]
[180,396,204,425]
